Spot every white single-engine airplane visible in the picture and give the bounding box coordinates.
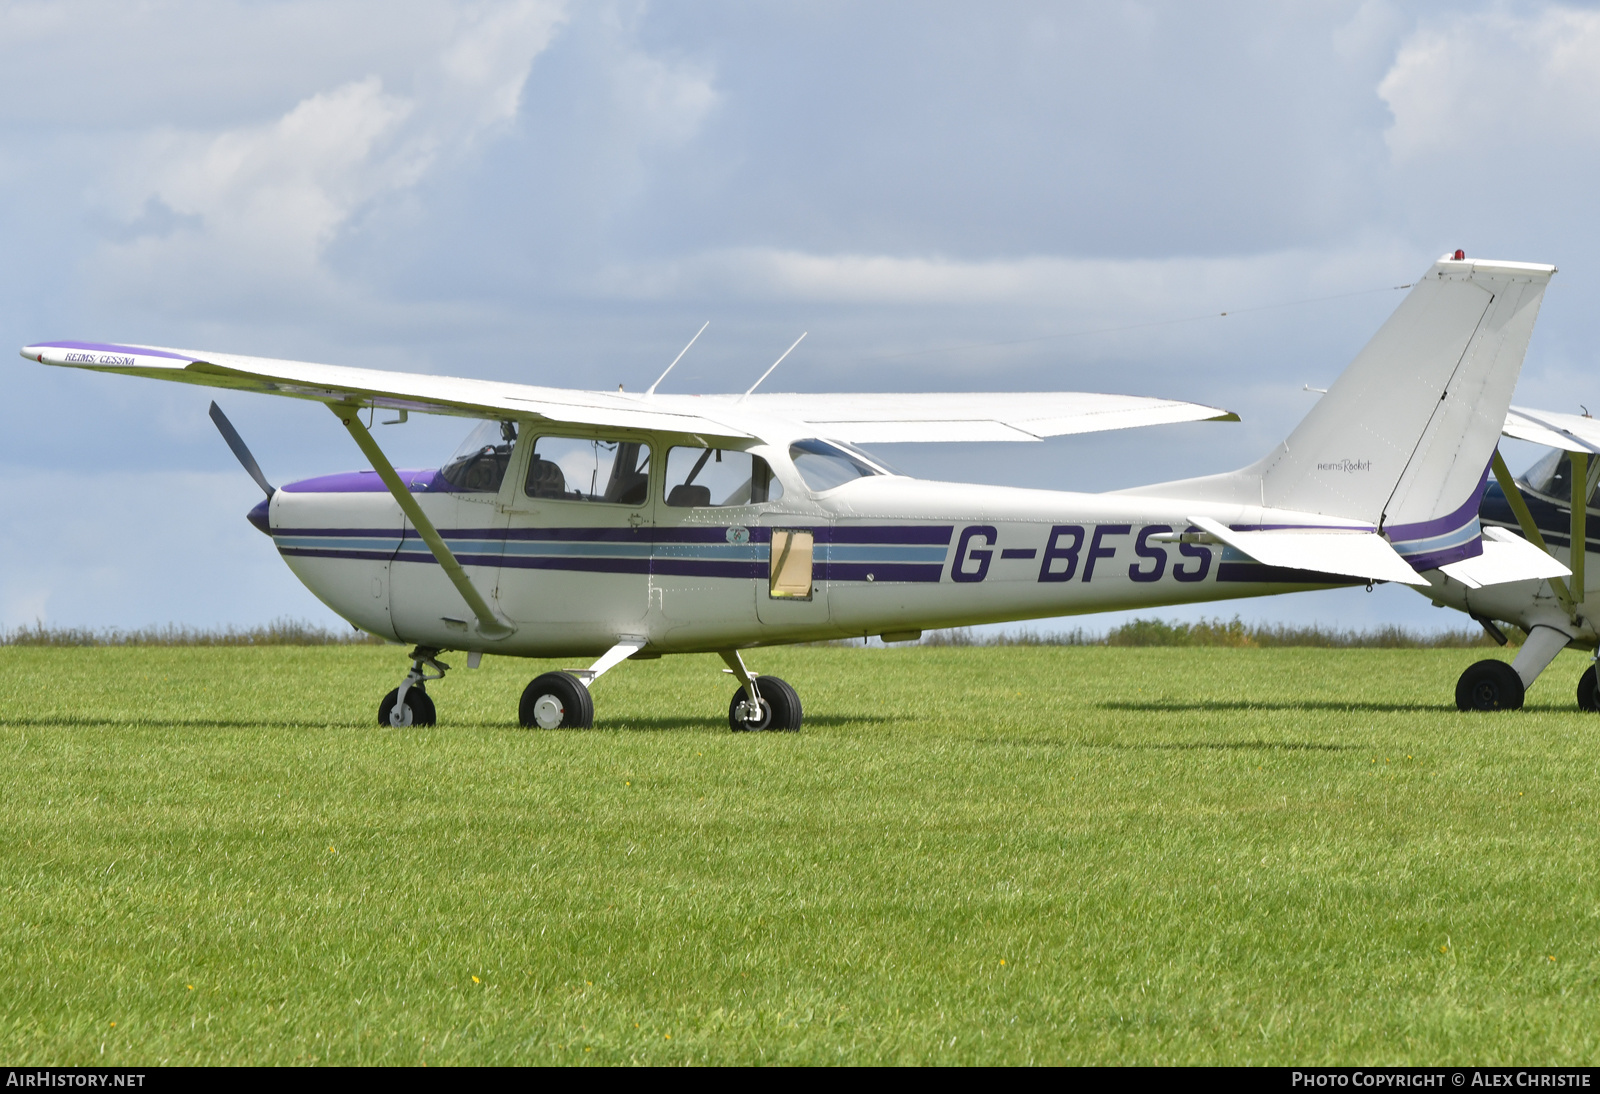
[20,252,1596,727]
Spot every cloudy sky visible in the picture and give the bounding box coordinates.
[2,0,1597,633]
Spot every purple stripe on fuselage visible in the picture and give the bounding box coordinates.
[275,527,405,537]
[279,547,404,563]
[1404,539,1482,571]
[32,340,196,362]
[1229,523,1377,533]
[818,562,943,583]
[489,556,652,576]
[1215,561,1360,585]
[282,470,445,493]
[1384,460,1493,542]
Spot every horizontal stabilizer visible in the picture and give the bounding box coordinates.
[1502,406,1600,454]
[1437,526,1571,589]
[1187,515,1427,586]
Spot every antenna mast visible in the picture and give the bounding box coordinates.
[739,332,807,402]
[645,321,709,397]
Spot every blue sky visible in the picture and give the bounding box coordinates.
[2,0,1597,632]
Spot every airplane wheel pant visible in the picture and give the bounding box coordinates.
[1456,660,1525,712]
[521,672,594,729]
[379,682,436,727]
[1579,666,1600,712]
[729,675,802,732]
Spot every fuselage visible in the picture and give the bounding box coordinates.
[259,429,1378,658]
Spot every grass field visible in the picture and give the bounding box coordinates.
[2,644,1597,1065]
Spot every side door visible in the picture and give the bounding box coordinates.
[651,443,791,644]
[494,431,655,652]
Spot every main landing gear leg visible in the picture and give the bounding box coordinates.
[1456,623,1572,712]
[719,650,802,732]
[380,646,447,727]
[519,636,646,730]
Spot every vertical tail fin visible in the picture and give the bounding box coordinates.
[1129,254,1555,568]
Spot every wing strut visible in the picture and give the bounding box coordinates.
[1572,449,1588,614]
[330,403,514,640]
[1490,449,1576,615]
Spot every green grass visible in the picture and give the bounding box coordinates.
[1,645,1597,1065]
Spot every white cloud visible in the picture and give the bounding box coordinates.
[437,1,569,134]
[1380,4,1600,161]
[84,1,566,303]
[133,78,419,272]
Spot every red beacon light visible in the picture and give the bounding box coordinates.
[1453,249,1466,260]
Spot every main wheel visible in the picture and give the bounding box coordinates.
[520,671,594,729]
[1455,660,1525,711]
[379,683,436,727]
[728,675,802,732]
[1578,666,1600,712]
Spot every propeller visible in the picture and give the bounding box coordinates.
[208,401,275,497]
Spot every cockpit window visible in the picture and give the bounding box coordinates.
[664,447,784,507]
[789,438,892,492]
[1521,448,1600,506]
[526,435,652,505]
[440,420,516,493]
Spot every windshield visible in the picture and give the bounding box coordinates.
[789,438,889,492]
[439,420,516,493]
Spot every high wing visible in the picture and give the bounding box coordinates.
[1502,405,1600,454]
[727,391,1239,443]
[22,339,1238,445]
[22,340,754,442]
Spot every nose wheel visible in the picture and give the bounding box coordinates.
[380,647,447,727]
[379,682,436,727]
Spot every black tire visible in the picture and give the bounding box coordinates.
[1455,659,1525,711]
[728,675,802,732]
[520,671,594,729]
[1579,666,1600,712]
[379,683,436,727]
